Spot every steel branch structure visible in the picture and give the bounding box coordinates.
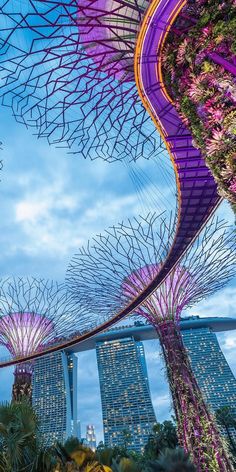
[66,214,235,318]
[0,312,53,401]
[66,213,236,471]
[0,277,86,401]
[0,0,163,163]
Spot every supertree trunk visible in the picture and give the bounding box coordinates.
[12,363,32,403]
[157,320,233,472]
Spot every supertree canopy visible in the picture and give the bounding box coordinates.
[0,277,80,402]
[122,264,193,323]
[0,312,53,358]
[66,214,236,471]
[0,0,161,162]
[77,0,149,82]
[0,312,53,402]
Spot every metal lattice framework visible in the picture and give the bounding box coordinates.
[122,264,193,323]
[0,277,85,400]
[66,214,235,318]
[66,213,235,471]
[0,0,163,162]
[0,312,54,359]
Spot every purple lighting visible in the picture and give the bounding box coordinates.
[0,0,161,164]
[77,0,149,81]
[0,277,78,401]
[122,264,192,323]
[0,312,54,358]
[0,312,53,402]
[122,264,234,471]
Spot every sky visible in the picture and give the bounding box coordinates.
[0,103,235,443]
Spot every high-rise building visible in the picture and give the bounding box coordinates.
[32,351,78,444]
[86,425,97,451]
[67,354,78,437]
[77,420,81,441]
[182,326,236,436]
[96,337,156,452]
[181,327,236,414]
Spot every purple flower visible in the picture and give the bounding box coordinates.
[197,105,207,119]
[195,50,207,66]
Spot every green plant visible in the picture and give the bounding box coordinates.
[144,448,196,472]
[144,421,178,460]
[0,399,39,472]
[216,406,236,458]
[162,0,236,212]
[111,457,141,472]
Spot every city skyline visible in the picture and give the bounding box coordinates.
[0,318,235,443]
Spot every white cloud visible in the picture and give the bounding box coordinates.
[16,200,48,223]
[13,181,142,258]
[188,286,236,319]
[223,333,236,350]
[152,394,170,408]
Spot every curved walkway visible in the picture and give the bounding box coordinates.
[0,0,221,368]
[135,0,221,271]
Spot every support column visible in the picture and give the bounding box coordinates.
[12,363,33,402]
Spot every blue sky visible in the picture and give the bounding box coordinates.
[0,104,235,443]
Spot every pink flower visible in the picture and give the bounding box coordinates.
[204,97,218,109]
[218,79,236,103]
[202,26,212,38]
[206,129,227,156]
[178,111,190,127]
[229,178,236,193]
[206,106,225,124]
[188,75,206,102]
[176,39,188,65]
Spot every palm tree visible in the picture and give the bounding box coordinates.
[144,421,178,460]
[56,440,111,472]
[0,399,39,472]
[33,447,58,472]
[144,448,196,472]
[96,447,114,468]
[112,457,141,472]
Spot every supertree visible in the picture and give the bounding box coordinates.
[0,0,161,162]
[0,277,79,402]
[66,213,236,471]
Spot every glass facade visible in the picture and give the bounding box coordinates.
[32,351,78,444]
[182,327,236,436]
[96,336,156,452]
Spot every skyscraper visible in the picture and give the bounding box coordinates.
[32,351,78,444]
[77,420,81,441]
[86,425,97,451]
[96,336,156,452]
[181,326,236,438]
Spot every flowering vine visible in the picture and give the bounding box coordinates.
[162,0,236,213]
